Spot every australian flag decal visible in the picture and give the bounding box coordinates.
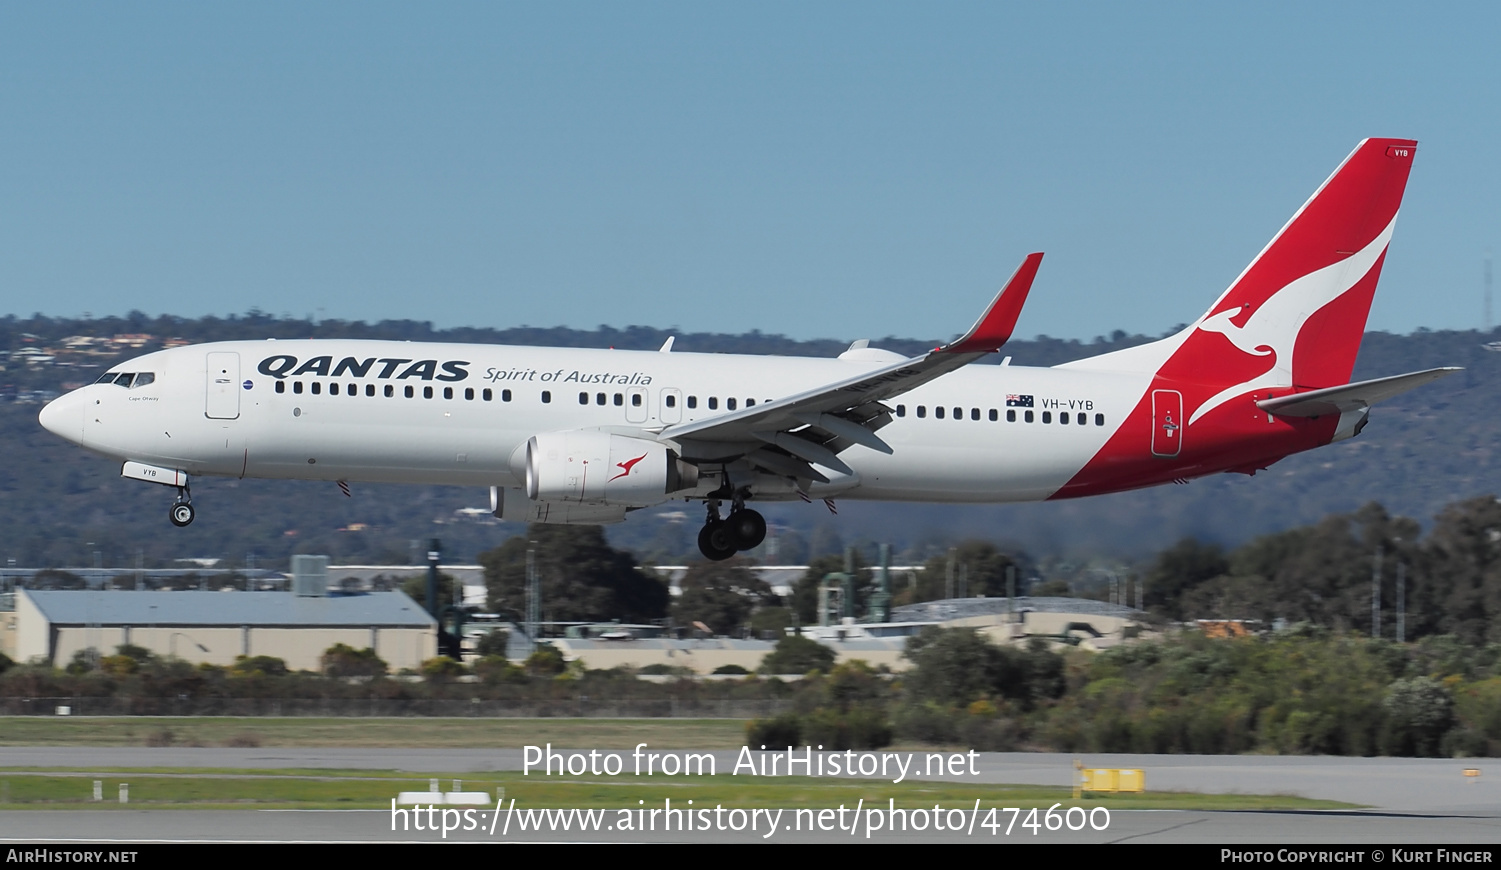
[1005,394,1034,408]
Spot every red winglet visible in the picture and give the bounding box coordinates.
[939,252,1043,354]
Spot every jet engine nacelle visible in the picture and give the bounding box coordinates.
[525,430,698,507]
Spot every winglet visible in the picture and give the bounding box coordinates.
[939,252,1043,354]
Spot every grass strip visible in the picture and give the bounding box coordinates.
[0,768,1358,812]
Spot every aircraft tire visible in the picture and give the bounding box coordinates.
[697,521,737,561]
[725,509,766,551]
[169,503,195,527]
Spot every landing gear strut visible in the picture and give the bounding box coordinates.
[169,486,195,527]
[696,499,766,561]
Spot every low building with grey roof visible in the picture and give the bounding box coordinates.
[15,590,437,672]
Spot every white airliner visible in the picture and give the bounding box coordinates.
[40,138,1457,560]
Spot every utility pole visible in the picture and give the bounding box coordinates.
[1396,561,1406,644]
[1371,548,1383,639]
[525,542,539,655]
[946,548,956,600]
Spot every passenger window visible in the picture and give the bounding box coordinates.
[971,408,980,421]
[1006,409,1015,422]
[709,397,718,410]
[1077,412,1086,425]
[1042,411,1051,423]
[503,389,512,402]
[366,384,375,397]
[632,393,643,407]
[133,373,155,387]
[614,393,623,406]
[1025,410,1034,423]
[746,398,756,407]
[935,407,945,419]
[385,385,394,398]
[953,407,961,420]
[293,382,303,394]
[405,386,415,398]
[275,381,286,394]
[424,386,434,399]
[727,398,737,410]
[541,391,551,403]
[687,396,698,409]
[350,383,358,396]
[443,387,453,400]
[482,388,493,401]
[1060,412,1068,425]
[917,406,926,418]
[896,405,906,418]
[989,409,998,421]
[330,383,339,396]
[579,392,589,405]
[311,382,321,395]
[464,387,474,400]
[665,394,676,408]
[596,393,606,405]
[1095,413,1104,426]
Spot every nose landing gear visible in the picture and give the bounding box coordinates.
[696,500,767,561]
[169,487,195,527]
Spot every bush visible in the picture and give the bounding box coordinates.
[421,656,468,682]
[473,630,510,658]
[524,645,567,677]
[746,714,803,750]
[713,664,751,675]
[474,655,525,684]
[231,655,288,677]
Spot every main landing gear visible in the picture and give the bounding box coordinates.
[697,500,766,561]
[169,486,195,527]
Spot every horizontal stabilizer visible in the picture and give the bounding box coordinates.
[1256,367,1460,418]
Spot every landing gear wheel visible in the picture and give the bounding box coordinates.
[725,509,766,551]
[697,521,737,561]
[169,502,195,527]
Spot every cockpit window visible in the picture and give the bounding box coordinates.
[98,372,155,388]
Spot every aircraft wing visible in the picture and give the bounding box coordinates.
[1256,367,1461,418]
[657,253,1042,478]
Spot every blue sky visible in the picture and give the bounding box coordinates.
[2,3,1498,344]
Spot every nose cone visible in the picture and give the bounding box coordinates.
[39,389,86,445]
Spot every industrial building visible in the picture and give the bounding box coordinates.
[13,589,437,672]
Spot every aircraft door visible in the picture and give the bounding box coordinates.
[626,387,649,424]
[660,388,682,425]
[205,352,241,420]
[1151,389,1182,457]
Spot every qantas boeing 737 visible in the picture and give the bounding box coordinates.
[39,138,1457,560]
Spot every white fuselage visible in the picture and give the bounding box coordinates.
[45,339,1150,505]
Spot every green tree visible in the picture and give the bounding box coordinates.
[480,525,669,623]
[759,634,836,675]
[1143,539,1228,619]
[320,643,388,677]
[401,572,464,615]
[671,557,772,635]
[901,541,1020,605]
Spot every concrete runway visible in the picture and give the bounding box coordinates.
[0,747,1497,844]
